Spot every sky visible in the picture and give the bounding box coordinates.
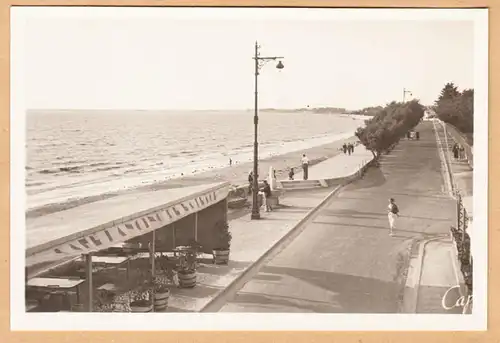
[15,8,477,111]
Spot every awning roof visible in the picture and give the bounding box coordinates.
[26,182,230,267]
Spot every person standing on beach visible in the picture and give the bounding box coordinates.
[288,167,295,180]
[342,143,347,154]
[347,143,353,155]
[229,158,232,166]
[301,154,309,180]
[387,198,400,236]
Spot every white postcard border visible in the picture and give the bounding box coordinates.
[10,7,488,331]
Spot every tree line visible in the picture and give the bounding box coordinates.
[354,100,425,158]
[348,106,384,116]
[433,82,474,136]
[354,82,473,158]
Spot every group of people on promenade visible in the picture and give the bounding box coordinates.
[452,142,467,161]
[247,170,274,212]
[342,143,356,155]
[287,153,309,181]
[246,152,311,212]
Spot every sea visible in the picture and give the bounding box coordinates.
[26,110,365,211]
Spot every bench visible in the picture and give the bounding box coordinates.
[266,194,280,207]
[258,189,283,209]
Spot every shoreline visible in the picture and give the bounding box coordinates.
[26,135,358,220]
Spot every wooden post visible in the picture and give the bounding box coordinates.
[151,230,156,279]
[194,212,198,241]
[172,224,176,249]
[151,229,156,313]
[85,253,93,312]
[223,197,228,224]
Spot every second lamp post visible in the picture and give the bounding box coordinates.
[251,41,284,220]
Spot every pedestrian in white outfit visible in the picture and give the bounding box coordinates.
[387,198,400,236]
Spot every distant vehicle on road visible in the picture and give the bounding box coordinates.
[407,130,419,140]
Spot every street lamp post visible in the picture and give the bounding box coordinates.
[403,88,412,103]
[251,41,284,220]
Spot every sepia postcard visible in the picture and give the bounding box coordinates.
[10,6,488,331]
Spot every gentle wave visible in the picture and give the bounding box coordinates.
[26,110,365,210]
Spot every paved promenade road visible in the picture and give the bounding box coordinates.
[218,121,456,313]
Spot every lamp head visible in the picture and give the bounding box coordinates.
[276,60,284,70]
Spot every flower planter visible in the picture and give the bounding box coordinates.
[130,300,153,313]
[71,303,84,312]
[178,269,197,288]
[212,248,230,265]
[154,289,170,311]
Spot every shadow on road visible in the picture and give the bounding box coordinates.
[345,165,387,191]
[319,208,452,223]
[232,265,401,313]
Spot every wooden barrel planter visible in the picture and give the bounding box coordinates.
[154,289,170,311]
[178,269,197,288]
[130,300,153,313]
[71,303,84,312]
[212,248,230,265]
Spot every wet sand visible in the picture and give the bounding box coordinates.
[26,136,357,219]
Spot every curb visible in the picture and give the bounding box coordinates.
[201,157,375,312]
[432,120,455,198]
[401,236,448,313]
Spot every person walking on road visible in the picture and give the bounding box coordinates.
[342,143,347,154]
[387,198,400,236]
[301,154,309,180]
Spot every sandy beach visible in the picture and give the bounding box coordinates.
[26,136,357,219]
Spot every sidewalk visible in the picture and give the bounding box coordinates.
[416,239,466,314]
[412,121,473,314]
[163,151,370,312]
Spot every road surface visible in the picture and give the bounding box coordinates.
[216,121,456,313]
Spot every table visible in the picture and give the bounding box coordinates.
[26,277,85,307]
[27,277,85,289]
[78,255,131,279]
[88,256,130,265]
[98,283,118,292]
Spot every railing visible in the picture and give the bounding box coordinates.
[450,191,473,296]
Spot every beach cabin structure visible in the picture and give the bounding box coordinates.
[25,182,231,312]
